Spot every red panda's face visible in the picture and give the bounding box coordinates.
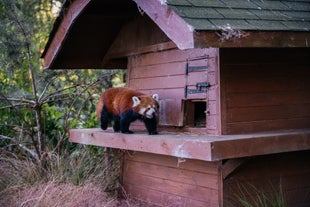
[132,94,159,118]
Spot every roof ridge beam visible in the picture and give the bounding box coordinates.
[133,0,194,50]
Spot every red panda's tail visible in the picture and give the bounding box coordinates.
[96,94,104,119]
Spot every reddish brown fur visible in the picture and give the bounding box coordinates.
[96,87,156,119]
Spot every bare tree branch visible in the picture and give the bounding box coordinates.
[38,76,58,101]
[0,97,36,105]
[39,84,81,103]
[6,2,43,161]
[0,134,14,140]
[0,103,29,110]
[0,135,39,163]
[52,75,107,152]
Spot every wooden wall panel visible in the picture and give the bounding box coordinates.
[220,48,310,134]
[104,14,171,60]
[223,150,310,207]
[127,47,221,134]
[122,152,221,207]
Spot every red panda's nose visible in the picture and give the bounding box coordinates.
[145,108,156,118]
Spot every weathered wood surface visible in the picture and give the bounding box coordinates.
[133,0,194,50]
[127,47,221,134]
[69,128,310,161]
[220,48,310,134]
[103,15,173,63]
[122,152,220,207]
[194,31,310,48]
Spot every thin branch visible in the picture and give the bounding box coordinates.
[39,83,82,103]
[38,76,59,102]
[0,124,18,128]
[0,135,39,163]
[52,75,107,152]
[18,143,39,162]
[0,135,13,140]
[41,92,74,102]
[0,92,13,106]
[0,97,36,105]
[0,103,29,110]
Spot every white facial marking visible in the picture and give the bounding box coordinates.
[152,94,159,101]
[146,108,155,118]
[132,96,141,107]
[139,107,146,115]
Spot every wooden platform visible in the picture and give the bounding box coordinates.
[69,128,310,161]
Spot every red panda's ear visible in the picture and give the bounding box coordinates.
[132,96,141,107]
[152,94,159,101]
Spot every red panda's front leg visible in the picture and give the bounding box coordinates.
[119,111,137,134]
[143,116,158,135]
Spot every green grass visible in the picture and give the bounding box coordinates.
[233,181,287,207]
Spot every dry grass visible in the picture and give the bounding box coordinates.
[0,180,157,207]
[0,148,156,207]
[0,181,118,207]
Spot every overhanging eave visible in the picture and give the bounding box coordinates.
[194,30,310,48]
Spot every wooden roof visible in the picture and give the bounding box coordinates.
[42,0,310,69]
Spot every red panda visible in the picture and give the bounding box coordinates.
[96,87,159,135]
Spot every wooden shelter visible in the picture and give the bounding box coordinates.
[42,0,310,206]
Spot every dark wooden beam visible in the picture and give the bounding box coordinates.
[194,31,310,48]
[133,0,194,49]
[222,158,249,179]
[103,41,177,62]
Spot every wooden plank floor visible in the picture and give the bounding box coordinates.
[69,128,310,161]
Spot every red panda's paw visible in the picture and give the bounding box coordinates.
[100,122,108,130]
[121,130,134,134]
[149,131,158,135]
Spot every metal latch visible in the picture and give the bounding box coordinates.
[185,82,210,98]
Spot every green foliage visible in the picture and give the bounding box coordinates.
[0,0,126,173]
[230,181,287,207]
[0,0,127,205]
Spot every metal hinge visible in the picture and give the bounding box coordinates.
[186,64,208,74]
[185,82,210,98]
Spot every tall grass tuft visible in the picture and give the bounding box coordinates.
[233,180,287,207]
[44,146,121,191]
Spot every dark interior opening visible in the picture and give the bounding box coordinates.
[183,100,206,127]
[194,101,206,127]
